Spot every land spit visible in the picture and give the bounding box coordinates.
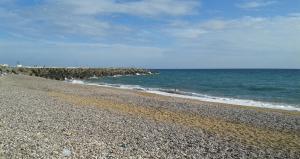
[0,75,299,158]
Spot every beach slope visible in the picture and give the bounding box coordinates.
[0,75,299,158]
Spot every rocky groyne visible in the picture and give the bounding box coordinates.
[0,66,151,80]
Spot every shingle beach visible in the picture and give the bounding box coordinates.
[0,75,299,158]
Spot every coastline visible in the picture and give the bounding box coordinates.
[71,79,300,112]
[0,74,299,158]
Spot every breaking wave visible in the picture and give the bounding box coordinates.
[67,79,300,111]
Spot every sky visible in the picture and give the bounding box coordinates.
[0,0,300,68]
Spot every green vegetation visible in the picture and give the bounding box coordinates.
[1,67,151,80]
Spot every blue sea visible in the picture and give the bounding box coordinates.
[82,69,300,111]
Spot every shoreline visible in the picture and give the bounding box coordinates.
[1,74,299,158]
[69,79,300,112]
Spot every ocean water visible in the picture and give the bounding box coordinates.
[83,69,300,111]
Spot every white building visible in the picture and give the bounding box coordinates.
[17,64,23,68]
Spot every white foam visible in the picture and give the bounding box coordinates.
[70,80,85,84]
[146,90,300,111]
[86,82,146,91]
[89,75,99,79]
[113,75,122,77]
[67,81,300,111]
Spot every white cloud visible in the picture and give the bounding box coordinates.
[165,28,207,39]
[160,15,300,68]
[165,17,267,39]
[236,0,277,9]
[0,0,300,68]
[0,41,165,67]
[0,0,199,42]
[168,15,300,48]
[59,0,199,17]
[0,7,114,40]
[289,13,300,17]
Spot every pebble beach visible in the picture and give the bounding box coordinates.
[0,74,299,158]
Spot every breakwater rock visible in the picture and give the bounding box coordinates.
[1,67,152,80]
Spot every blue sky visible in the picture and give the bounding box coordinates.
[0,0,300,68]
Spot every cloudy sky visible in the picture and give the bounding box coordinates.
[0,0,299,68]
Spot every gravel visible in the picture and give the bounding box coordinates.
[0,74,299,158]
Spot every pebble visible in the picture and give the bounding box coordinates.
[0,75,299,158]
[63,148,71,157]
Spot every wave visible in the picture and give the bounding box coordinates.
[67,79,300,111]
[146,90,300,111]
[69,79,85,84]
[87,72,155,79]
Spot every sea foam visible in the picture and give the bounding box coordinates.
[146,89,300,111]
[70,79,85,84]
[67,80,300,111]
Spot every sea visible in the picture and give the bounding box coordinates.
[76,69,300,111]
